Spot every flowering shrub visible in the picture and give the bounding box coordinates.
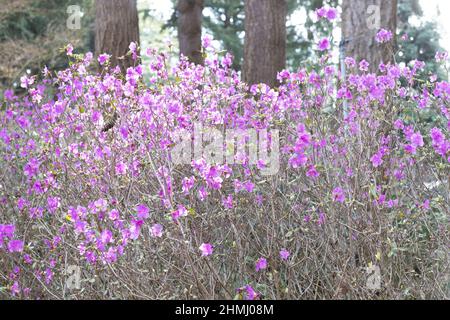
[0,28,449,300]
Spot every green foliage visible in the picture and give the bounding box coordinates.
[397,0,447,80]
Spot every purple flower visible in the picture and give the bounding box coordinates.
[108,209,119,221]
[98,54,110,65]
[370,152,383,167]
[171,205,188,221]
[202,35,212,49]
[136,204,150,219]
[66,44,73,56]
[280,249,290,260]
[318,38,330,51]
[242,285,259,300]
[375,29,393,43]
[0,224,15,238]
[199,243,214,256]
[150,224,163,238]
[255,257,267,272]
[410,132,424,148]
[326,8,338,20]
[332,187,345,203]
[222,194,233,209]
[129,220,143,240]
[8,240,24,253]
[100,229,113,244]
[359,60,370,71]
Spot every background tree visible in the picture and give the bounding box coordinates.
[342,0,398,72]
[397,0,447,80]
[243,0,287,87]
[0,0,93,92]
[176,0,204,65]
[95,0,140,71]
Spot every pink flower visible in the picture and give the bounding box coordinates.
[318,38,330,51]
[100,229,113,244]
[0,224,15,238]
[150,224,163,238]
[11,281,20,296]
[66,44,73,56]
[326,8,338,20]
[359,60,369,71]
[410,132,424,148]
[199,243,213,256]
[332,187,345,203]
[240,285,259,300]
[136,204,150,219]
[8,240,24,253]
[376,29,393,43]
[255,257,267,272]
[280,249,290,260]
[370,153,383,167]
[98,54,110,65]
[202,35,212,49]
[171,205,188,221]
[108,209,119,221]
[222,194,233,209]
[129,220,143,240]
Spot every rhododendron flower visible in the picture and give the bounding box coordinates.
[370,152,383,167]
[0,224,15,238]
[326,8,338,20]
[108,209,119,221]
[316,7,338,21]
[359,60,369,71]
[410,132,424,148]
[255,257,267,272]
[376,29,393,43]
[280,249,290,260]
[199,243,213,256]
[11,281,20,296]
[239,285,259,300]
[171,205,188,221]
[100,229,113,244]
[98,53,110,65]
[202,35,212,49]
[150,224,163,238]
[222,194,233,209]
[344,57,356,68]
[94,198,108,212]
[318,38,330,51]
[129,220,143,240]
[8,240,24,253]
[332,187,345,203]
[66,44,73,56]
[136,204,150,219]
[435,51,448,63]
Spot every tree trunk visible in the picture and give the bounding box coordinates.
[342,0,397,72]
[177,0,204,65]
[95,0,140,72]
[243,0,286,87]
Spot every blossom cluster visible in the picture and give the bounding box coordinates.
[0,20,449,299]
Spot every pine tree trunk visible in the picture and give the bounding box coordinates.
[243,0,286,87]
[177,0,204,65]
[342,0,397,72]
[95,0,140,72]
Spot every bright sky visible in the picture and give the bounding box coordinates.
[142,0,450,53]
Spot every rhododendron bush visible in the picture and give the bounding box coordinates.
[0,36,449,299]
